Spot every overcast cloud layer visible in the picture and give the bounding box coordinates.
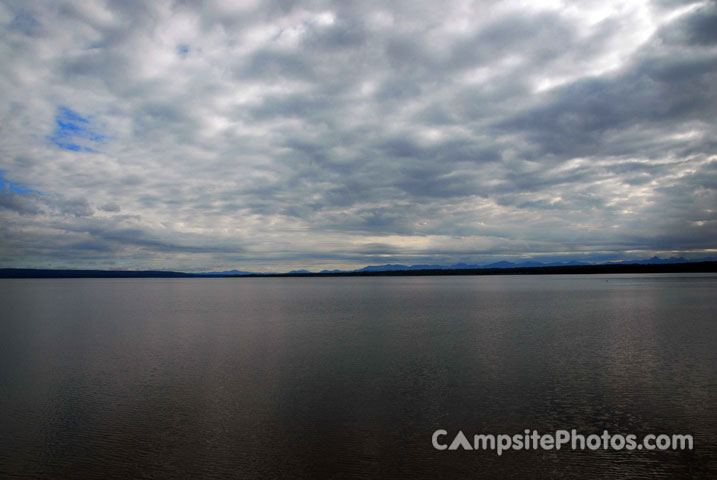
[1,0,716,271]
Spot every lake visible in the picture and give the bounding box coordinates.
[1,274,715,478]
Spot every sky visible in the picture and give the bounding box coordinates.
[0,0,716,272]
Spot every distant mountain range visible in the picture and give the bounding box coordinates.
[197,256,717,275]
[198,269,258,276]
[348,256,715,272]
[3,257,716,278]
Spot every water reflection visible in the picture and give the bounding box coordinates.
[0,275,715,478]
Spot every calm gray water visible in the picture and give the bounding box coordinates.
[0,274,715,479]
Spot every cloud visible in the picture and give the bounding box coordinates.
[0,0,715,271]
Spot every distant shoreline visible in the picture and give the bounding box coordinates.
[2,262,716,278]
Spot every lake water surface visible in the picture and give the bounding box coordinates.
[1,274,716,478]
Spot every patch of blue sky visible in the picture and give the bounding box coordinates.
[0,170,42,195]
[47,106,106,152]
[177,44,190,57]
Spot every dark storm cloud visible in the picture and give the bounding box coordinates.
[0,191,44,215]
[500,52,717,160]
[0,190,93,217]
[676,4,717,45]
[1,0,715,270]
